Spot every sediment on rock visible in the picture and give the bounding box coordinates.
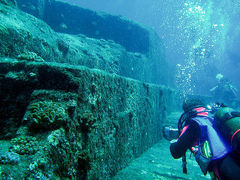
[0,59,175,179]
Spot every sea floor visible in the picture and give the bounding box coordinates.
[113,139,211,180]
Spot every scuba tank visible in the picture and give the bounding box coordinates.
[214,107,240,151]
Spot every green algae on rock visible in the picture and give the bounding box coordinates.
[23,100,68,130]
[0,59,176,179]
[10,136,39,155]
[17,52,45,62]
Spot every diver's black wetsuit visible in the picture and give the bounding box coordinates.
[170,120,240,180]
[170,121,200,159]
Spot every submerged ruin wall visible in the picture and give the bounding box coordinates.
[0,59,174,179]
[0,1,177,179]
[16,0,173,85]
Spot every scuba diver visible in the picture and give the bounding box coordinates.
[210,74,238,106]
[164,98,240,180]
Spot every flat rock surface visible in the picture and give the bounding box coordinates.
[114,140,211,180]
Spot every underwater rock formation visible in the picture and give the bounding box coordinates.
[0,3,125,75]
[23,100,68,130]
[16,0,171,85]
[0,58,175,179]
[0,0,16,6]
[0,1,176,179]
[0,1,168,84]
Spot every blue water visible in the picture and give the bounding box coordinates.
[60,0,240,101]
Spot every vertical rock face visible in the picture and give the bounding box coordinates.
[15,0,172,85]
[0,59,174,179]
[0,0,171,85]
[0,1,176,179]
[17,0,150,54]
[0,0,16,6]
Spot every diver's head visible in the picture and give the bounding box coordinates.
[182,98,205,112]
[216,73,224,82]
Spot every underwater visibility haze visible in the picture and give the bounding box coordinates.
[0,0,240,179]
[65,0,240,98]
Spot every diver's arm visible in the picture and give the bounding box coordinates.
[210,86,218,92]
[231,87,238,97]
[170,121,200,159]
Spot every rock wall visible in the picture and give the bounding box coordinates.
[0,0,16,6]
[0,58,174,179]
[0,3,159,83]
[17,0,150,54]
[16,0,172,85]
[0,1,177,179]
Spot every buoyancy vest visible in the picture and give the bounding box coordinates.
[191,116,231,174]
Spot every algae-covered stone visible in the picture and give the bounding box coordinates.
[0,0,16,7]
[23,100,68,130]
[3,0,171,85]
[9,136,39,155]
[46,128,86,178]
[0,152,20,164]
[47,128,65,147]
[79,111,97,133]
[0,60,176,179]
[17,52,45,62]
[27,155,52,179]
